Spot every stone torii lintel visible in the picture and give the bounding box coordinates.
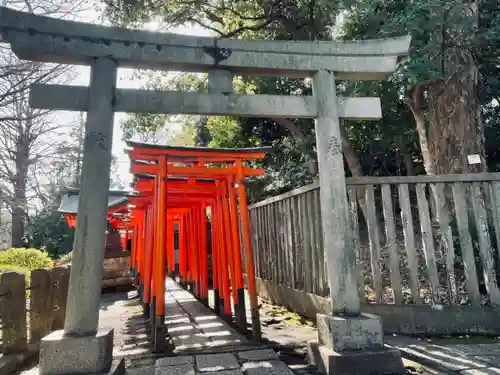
[29,84,383,120]
[0,6,410,79]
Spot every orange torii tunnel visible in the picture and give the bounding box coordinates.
[125,141,271,350]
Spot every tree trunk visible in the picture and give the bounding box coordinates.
[11,133,28,248]
[427,54,485,174]
[398,137,416,176]
[407,86,437,175]
[407,16,484,300]
[195,116,212,146]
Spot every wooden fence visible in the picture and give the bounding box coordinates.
[248,173,500,334]
[0,266,70,356]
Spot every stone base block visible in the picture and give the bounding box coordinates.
[317,313,383,352]
[39,329,114,375]
[308,340,404,375]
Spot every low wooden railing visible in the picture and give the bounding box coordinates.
[249,173,500,306]
[0,266,70,355]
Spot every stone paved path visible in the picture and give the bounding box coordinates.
[127,279,315,375]
[19,279,317,375]
[131,281,500,375]
[165,278,251,353]
[127,349,297,375]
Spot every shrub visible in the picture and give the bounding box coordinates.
[0,248,53,270]
[26,210,74,259]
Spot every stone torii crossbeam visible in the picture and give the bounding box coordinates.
[0,6,410,375]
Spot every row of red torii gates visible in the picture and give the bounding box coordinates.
[78,141,269,349]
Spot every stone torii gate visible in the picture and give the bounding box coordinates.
[0,6,410,375]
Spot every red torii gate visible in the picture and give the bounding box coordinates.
[126,141,270,350]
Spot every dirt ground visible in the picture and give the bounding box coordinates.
[258,298,317,356]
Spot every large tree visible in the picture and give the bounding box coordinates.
[0,0,94,247]
[0,58,69,247]
[340,0,500,175]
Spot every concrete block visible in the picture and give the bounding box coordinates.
[39,329,113,375]
[316,313,383,352]
[364,303,500,336]
[307,340,404,375]
[196,354,240,372]
[155,364,195,375]
[237,349,278,362]
[242,361,294,375]
[156,357,194,368]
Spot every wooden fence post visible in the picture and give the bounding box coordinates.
[0,271,27,354]
[30,268,52,343]
[50,266,70,331]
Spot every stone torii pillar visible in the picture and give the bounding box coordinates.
[308,71,403,374]
[38,57,119,375]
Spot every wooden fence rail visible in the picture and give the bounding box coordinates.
[0,266,70,355]
[249,172,500,309]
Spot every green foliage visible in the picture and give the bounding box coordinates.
[120,73,206,143]
[168,124,197,146]
[103,0,341,39]
[340,0,478,86]
[121,113,168,141]
[0,248,53,270]
[206,116,261,148]
[254,136,315,200]
[26,210,74,259]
